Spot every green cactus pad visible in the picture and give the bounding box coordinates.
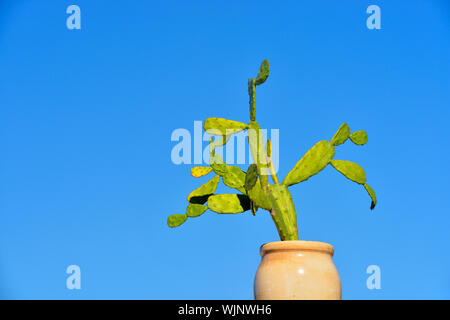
[255,59,270,85]
[186,204,208,217]
[331,160,366,184]
[187,175,220,203]
[247,180,272,210]
[283,140,335,186]
[209,137,230,175]
[222,166,246,192]
[331,123,351,146]
[350,130,368,145]
[207,194,251,214]
[363,183,377,210]
[167,214,188,228]
[190,166,213,178]
[244,164,258,192]
[210,155,228,175]
[204,117,248,136]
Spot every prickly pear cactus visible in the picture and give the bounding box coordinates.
[167,59,378,239]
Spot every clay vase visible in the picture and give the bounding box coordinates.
[254,240,341,300]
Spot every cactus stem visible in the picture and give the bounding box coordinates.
[248,78,256,121]
[266,139,279,185]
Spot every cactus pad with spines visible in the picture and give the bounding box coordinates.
[204,117,248,136]
[331,123,351,146]
[283,140,335,186]
[167,214,188,228]
[350,130,368,145]
[244,164,258,192]
[209,156,228,176]
[222,166,246,192]
[247,180,272,210]
[186,204,208,217]
[191,166,213,178]
[209,143,228,176]
[187,175,220,204]
[209,155,228,176]
[330,160,366,184]
[207,194,251,214]
[168,59,378,241]
[255,59,270,85]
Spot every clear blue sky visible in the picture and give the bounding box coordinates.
[1,0,449,299]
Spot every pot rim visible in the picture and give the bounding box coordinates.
[260,240,334,256]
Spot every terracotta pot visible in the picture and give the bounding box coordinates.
[254,240,341,300]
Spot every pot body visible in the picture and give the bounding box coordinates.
[254,240,341,300]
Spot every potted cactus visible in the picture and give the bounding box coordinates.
[168,60,377,300]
